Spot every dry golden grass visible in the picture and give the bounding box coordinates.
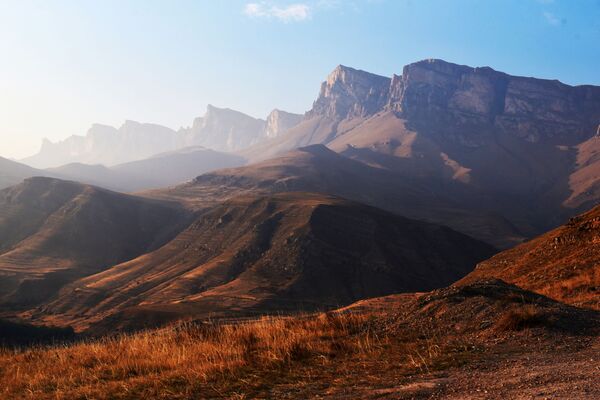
[494,305,547,332]
[542,267,600,309]
[0,313,396,399]
[3,282,590,399]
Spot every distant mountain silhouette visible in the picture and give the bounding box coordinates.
[22,106,302,168]
[48,146,246,192]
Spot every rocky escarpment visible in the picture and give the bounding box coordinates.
[181,105,303,151]
[307,59,600,145]
[390,59,600,144]
[180,105,267,152]
[307,65,391,119]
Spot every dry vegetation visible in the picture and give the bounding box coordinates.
[0,311,474,399]
[2,280,598,399]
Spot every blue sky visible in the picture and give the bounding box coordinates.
[1,0,599,159]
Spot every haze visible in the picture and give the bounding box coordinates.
[1,0,599,159]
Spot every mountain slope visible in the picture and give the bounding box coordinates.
[0,177,191,309]
[147,144,523,248]
[40,192,495,332]
[460,204,600,310]
[241,60,600,240]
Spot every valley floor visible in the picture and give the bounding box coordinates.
[1,280,598,399]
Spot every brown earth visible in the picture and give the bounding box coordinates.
[1,279,597,399]
[461,203,600,310]
[34,191,495,333]
[0,177,191,310]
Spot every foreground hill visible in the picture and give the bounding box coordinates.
[461,203,600,310]
[39,192,495,333]
[3,280,597,399]
[0,177,191,309]
[147,145,522,248]
[241,59,600,241]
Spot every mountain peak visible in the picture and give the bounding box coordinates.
[265,109,303,138]
[308,65,391,119]
[326,64,387,86]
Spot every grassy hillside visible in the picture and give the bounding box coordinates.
[2,280,598,399]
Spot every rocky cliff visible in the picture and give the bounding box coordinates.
[307,59,600,145]
[307,65,391,119]
[265,109,303,138]
[390,59,600,144]
[182,105,303,150]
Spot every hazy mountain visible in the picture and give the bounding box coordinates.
[241,59,600,240]
[264,109,303,139]
[40,192,495,332]
[48,146,246,192]
[0,156,47,190]
[0,177,191,309]
[179,105,302,151]
[23,121,181,168]
[23,106,302,169]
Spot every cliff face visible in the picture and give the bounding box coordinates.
[181,105,267,152]
[180,106,303,151]
[237,59,600,242]
[308,59,600,145]
[307,65,391,119]
[391,59,600,144]
[265,109,303,138]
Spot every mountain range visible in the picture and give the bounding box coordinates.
[1,58,600,335]
[239,59,600,241]
[0,147,245,193]
[22,106,302,169]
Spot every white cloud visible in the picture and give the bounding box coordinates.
[543,11,560,26]
[244,2,311,22]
